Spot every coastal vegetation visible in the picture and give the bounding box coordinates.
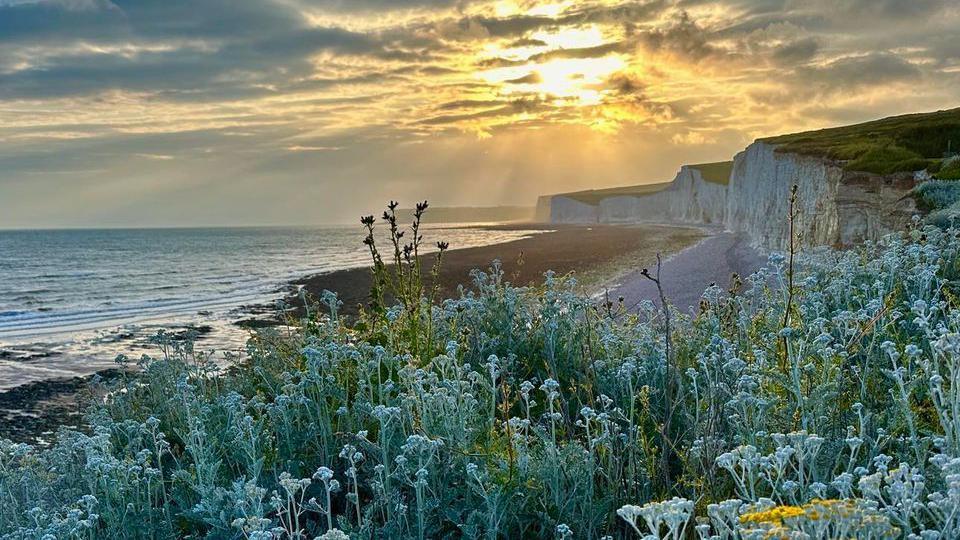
[762,107,960,175]
[3,204,960,538]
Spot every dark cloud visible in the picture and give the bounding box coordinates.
[639,12,717,61]
[505,72,542,84]
[604,72,646,96]
[772,37,819,65]
[508,37,548,47]
[437,1,664,42]
[796,52,922,89]
[416,105,517,125]
[0,0,305,44]
[476,40,632,69]
[418,97,544,125]
[530,41,631,61]
[0,7,413,100]
[437,99,504,110]
[296,0,477,10]
[796,0,950,19]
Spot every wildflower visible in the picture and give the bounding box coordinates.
[313,467,334,482]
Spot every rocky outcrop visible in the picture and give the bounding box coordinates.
[726,142,918,250]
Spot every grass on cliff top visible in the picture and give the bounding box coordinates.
[761,107,960,175]
[559,162,730,205]
[689,161,733,185]
[561,181,671,205]
[934,160,960,180]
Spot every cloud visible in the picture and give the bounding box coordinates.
[772,37,819,64]
[603,73,646,96]
[638,11,717,61]
[1,0,959,227]
[796,52,922,89]
[785,0,950,20]
[528,41,632,62]
[437,99,504,110]
[504,72,542,84]
[508,37,548,47]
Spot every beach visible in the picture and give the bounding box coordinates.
[610,232,768,314]
[287,223,707,317]
[0,222,772,443]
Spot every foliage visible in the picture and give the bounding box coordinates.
[845,145,930,175]
[763,107,960,175]
[912,180,960,212]
[5,207,960,538]
[912,180,960,228]
[934,158,960,181]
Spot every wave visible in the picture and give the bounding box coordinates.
[0,225,543,345]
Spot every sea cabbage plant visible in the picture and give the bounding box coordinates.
[2,204,960,539]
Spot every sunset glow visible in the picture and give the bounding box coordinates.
[0,0,959,227]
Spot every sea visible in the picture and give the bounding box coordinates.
[0,224,541,390]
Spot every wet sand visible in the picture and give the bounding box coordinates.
[0,368,129,443]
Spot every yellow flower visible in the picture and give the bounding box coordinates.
[739,505,805,525]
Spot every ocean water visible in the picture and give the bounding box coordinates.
[0,225,540,389]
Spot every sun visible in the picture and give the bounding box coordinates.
[479,26,626,106]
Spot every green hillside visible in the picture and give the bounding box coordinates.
[689,161,733,185]
[560,181,672,205]
[762,107,960,175]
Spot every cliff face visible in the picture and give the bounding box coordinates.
[545,166,728,225]
[725,142,918,250]
[548,195,600,223]
[543,141,919,250]
[599,167,727,224]
[725,142,841,249]
[834,170,919,247]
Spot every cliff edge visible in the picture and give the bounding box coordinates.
[540,107,960,249]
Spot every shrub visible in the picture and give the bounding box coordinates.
[4,207,960,538]
[934,158,960,180]
[845,145,926,174]
[912,179,960,212]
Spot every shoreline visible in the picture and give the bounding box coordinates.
[611,231,767,314]
[0,367,131,443]
[1,222,707,442]
[284,223,706,318]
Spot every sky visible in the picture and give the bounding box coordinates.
[1,0,959,228]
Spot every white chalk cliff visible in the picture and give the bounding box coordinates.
[600,166,727,225]
[541,165,728,226]
[726,142,918,250]
[542,142,919,250]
